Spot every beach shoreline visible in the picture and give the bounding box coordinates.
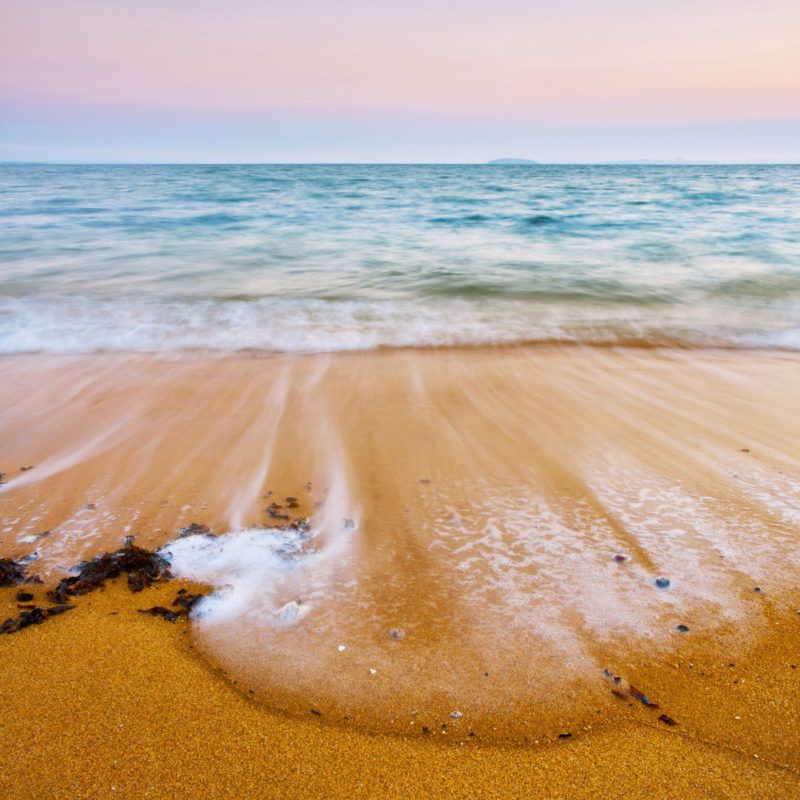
[2,345,799,796]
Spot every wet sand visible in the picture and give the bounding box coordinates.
[1,345,800,797]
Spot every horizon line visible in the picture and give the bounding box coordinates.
[1,160,799,167]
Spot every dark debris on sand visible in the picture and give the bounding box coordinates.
[267,502,290,521]
[179,522,213,538]
[138,588,208,623]
[1,537,209,637]
[138,606,180,622]
[1,604,76,635]
[172,589,205,614]
[0,557,42,587]
[602,668,677,723]
[48,536,172,604]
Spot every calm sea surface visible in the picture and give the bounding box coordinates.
[1,164,798,353]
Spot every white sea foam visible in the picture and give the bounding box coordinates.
[161,527,314,625]
[163,416,359,626]
[0,294,798,355]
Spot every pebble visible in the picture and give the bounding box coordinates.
[389,628,406,640]
[337,644,347,652]
[655,577,671,589]
[676,624,690,633]
[274,599,308,625]
[450,710,463,719]
[369,668,377,676]
[613,554,629,563]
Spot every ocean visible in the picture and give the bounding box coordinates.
[1,163,799,353]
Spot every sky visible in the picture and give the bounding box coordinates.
[1,0,799,163]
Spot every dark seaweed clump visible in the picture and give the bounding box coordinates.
[49,535,172,604]
[178,522,213,538]
[138,588,206,623]
[1,604,76,635]
[2,538,208,638]
[0,557,42,587]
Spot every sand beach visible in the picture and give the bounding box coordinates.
[2,345,799,797]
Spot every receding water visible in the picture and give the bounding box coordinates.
[1,164,799,353]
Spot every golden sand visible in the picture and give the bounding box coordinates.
[1,346,799,797]
[1,579,799,799]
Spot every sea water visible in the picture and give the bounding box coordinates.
[1,163,799,353]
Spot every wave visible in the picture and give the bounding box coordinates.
[3,164,800,356]
[1,295,798,355]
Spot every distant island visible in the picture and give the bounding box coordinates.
[486,158,539,165]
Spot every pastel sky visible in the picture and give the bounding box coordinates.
[1,0,799,162]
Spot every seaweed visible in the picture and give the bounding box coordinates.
[288,517,311,534]
[139,588,208,623]
[172,591,205,614]
[0,557,41,587]
[178,522,212,538]
[127,569,148,592]
[0,604,75,635]
[267,503,289,521]
[137,606,179,622]
[1,607,46,633]
[48,536,172,603]
[46,604,76,616]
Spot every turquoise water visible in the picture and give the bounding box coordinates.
[1,164,799,353]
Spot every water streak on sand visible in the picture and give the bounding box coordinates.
[225,364,292,531]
